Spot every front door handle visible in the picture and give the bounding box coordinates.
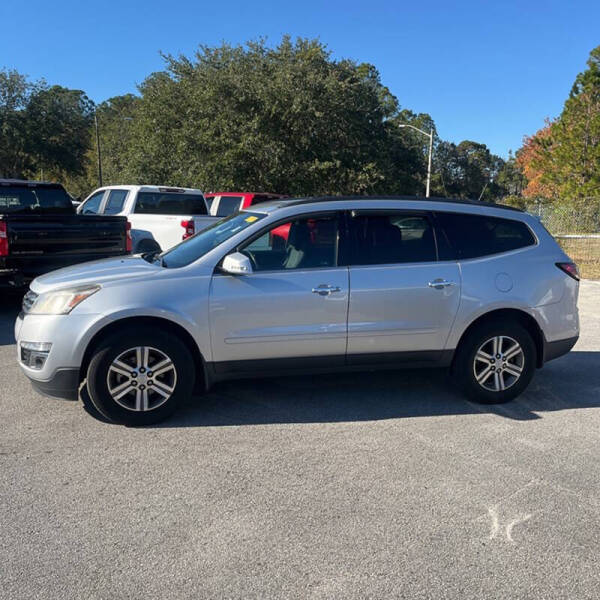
[428,279,456,289]
[312,284,342,296]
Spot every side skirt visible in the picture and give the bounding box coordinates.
[207,350,454,385]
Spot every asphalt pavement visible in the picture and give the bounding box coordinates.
[1,282,599,599]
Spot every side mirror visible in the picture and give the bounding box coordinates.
[221,252,253,275]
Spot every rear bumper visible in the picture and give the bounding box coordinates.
[543,335,578,364]
[0,269,26,288]
[26,368,80,401]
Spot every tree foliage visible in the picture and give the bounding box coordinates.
[121,37,427,196]
[431,140,506,201]
[517,46,600,204]
[3,38,514,202]
[0,69,94,180]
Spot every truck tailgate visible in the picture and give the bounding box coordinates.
[2,214,128,278]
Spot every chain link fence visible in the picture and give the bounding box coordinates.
[533,203,600,279]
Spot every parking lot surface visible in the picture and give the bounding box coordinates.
[1,282,599,599]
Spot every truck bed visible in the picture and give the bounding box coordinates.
[1,213,129,286]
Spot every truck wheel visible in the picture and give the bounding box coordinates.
[452,320,536,404]
[86,327,194,425]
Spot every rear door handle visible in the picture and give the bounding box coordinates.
[312,284,342,296]
[428,279,456,289]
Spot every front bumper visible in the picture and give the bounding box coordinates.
[25,368,80,400]
[15,310,99,400]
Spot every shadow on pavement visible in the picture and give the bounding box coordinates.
[159,350,600,427]
[0,291,23,346]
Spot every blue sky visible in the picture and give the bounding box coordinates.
[1,0,598,157]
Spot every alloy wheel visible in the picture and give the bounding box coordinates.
[106,346,177,412]
[473,336,524,392]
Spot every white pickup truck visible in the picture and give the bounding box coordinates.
[78,185,218,253]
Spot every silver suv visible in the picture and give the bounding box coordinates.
[15,197,580,425]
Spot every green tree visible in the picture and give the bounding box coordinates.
[124,37,425,195]
[0,69,94,182]
[26,85,95,177]
[0,69,36,177]
[518,46,600,204]
[496,151,526,197]
[432,140,506,201]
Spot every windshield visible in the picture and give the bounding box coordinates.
[0,186,74,214]
[158,211,266,268]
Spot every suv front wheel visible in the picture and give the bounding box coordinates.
[86,327,194,425]
[453,320,536,404]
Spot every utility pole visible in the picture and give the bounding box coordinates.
[94,113,103,187]
[398,124,434,198]
[426,127,433,198]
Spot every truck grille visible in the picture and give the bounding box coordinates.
[22,290,38,313]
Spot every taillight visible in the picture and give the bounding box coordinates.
[556,262,580,281]
[181,219,195,240]
[126,221,132,253]
[0,222,8,257]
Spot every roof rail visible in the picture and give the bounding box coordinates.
[283,195,524,212]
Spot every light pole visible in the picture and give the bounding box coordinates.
[94,113,103,188]
[398,124,434,198]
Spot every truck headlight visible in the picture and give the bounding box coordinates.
[26,285,100,315]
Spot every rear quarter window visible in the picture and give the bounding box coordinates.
[435,212,536,260]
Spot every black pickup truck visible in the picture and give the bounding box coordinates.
[0,179,131,288]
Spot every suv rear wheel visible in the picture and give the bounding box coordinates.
[453,320,536,404]
[86,327,194,425]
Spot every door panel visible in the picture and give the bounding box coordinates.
[347,262,461,358]
[209,268,349,365]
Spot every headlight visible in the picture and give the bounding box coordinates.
[27,285,100,315]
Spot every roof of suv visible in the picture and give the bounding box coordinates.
[248,195,524,214]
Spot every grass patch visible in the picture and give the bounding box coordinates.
[556,237,600,280]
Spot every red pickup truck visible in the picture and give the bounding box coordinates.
[205,192,290,240]
[204,192,286,216]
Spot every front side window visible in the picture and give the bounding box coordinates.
[216,195,244,217]
[104,189,128,214]
[347,212,436,265]
[80,191,105,215]
[435,212,536,260]
[240,215,338,271]
[134,192,207,215]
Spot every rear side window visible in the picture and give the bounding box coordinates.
[216,195,243,216]
[104,189,128,214]
[347,212,437,265]
[134,192,207,215]
[435,212,536,260]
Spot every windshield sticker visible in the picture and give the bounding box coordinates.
[245,216,259,223]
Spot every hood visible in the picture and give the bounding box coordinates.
[31,255,160,294]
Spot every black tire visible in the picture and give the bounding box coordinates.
[135,239,161,255]
[452,320,536,404]
[86,327,194,425]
